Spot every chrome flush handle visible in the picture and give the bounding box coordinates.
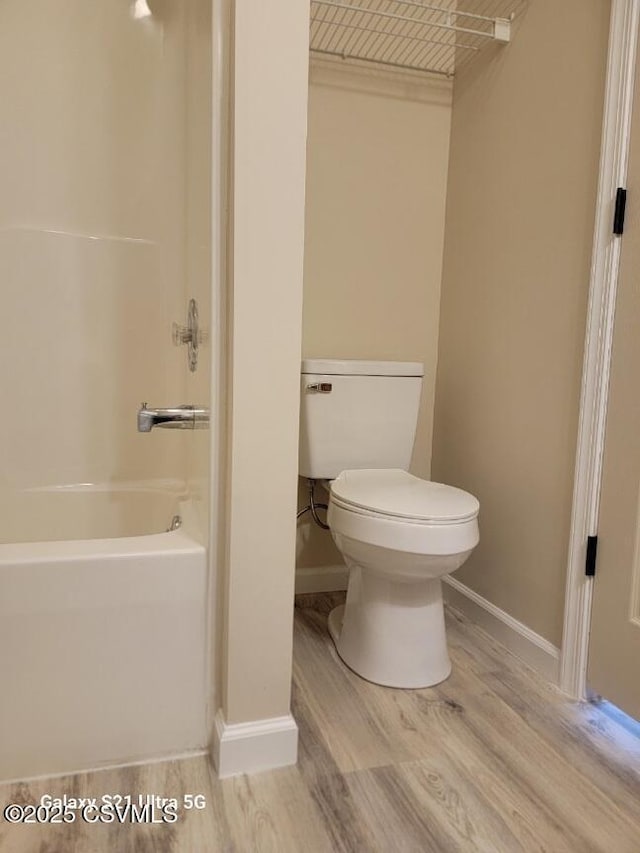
[306,383,332,393]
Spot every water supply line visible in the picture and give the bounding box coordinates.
[297,478,330,530]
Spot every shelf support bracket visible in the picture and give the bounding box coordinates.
[494,18,512,43]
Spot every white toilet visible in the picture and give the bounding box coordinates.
[299,359,480,689]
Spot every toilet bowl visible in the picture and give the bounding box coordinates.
[298,358,480,689]
[327,469,479,688]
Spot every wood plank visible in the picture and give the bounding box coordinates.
[1,593,639,852]
[292,681,384,853]
[221,766,334,853]
[294,592,640,852]
[426,659,640,852]
[0,755,229,853]
[484,661,640,814]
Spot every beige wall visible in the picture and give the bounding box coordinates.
[219,0,309,725]
[299,62,452,569]
[432,0,611,646]
[303,63,452,480]
[0,0,196,489]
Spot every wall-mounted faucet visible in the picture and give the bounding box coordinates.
[137,403,209,432]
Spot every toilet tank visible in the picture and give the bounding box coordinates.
[299,359,424,479]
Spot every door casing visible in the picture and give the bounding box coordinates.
[560,0,640,699]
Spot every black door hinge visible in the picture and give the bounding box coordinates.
[585,535,598,577]
[613,187,627,235]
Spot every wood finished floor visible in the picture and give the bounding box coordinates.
[1,591,640,852]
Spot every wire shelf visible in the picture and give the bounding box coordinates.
[310,0,527,78]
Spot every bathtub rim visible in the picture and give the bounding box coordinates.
[0,526,205,564]
[0,481,204,558]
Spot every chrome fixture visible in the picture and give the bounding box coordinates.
[173,298,206,373]
[131,0,152,19]
[166,515,182,532]
[297,478,330,530]
[306,382,332,393]
[137,403,210,432]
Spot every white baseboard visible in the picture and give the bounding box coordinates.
[443,576,561,683]
[212,711,298,778]
[295,564,348,594]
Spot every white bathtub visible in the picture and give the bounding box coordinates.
[0,485,207,782]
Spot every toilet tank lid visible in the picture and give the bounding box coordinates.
[301,359,424,377]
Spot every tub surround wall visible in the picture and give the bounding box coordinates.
[432,0,611,648]
[299,62,453,581]
[0,228,185,489]
[0,0,191,490]
[214,0,309,776]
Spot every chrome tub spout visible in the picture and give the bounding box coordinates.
[137,403,209,432]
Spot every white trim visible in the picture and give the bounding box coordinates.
[212,711,298,778]
[204,0,230,741]
[295,564,349,594]
[443,577,560,684]
[560,0,640,699]
[309,54,453,106]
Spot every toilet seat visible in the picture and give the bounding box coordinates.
[328,470,480,558]
[330,469,479,526]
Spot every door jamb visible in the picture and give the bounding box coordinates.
[560,0,640,699]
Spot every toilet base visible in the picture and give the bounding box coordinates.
[328,568,452,688]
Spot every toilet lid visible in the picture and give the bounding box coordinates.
[330,469,479,523]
